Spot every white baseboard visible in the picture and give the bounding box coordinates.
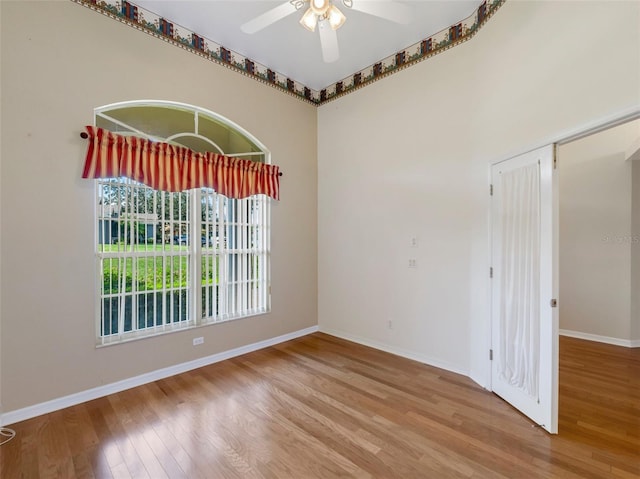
[0,326,318,427]
[559,329,639,348]
[319,327,469,377]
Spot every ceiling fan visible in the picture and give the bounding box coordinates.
[241,0,412,63]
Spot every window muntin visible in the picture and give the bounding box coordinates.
[94,102,270,345]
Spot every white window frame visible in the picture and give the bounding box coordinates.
[94,101,271,346]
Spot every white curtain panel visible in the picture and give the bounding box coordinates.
[499,163,541,398]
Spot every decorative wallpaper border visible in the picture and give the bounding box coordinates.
[72,0,504,106]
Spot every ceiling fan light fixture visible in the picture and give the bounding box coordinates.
[310,0,331,15]
[326,5,346,30]
[299,8,318,31]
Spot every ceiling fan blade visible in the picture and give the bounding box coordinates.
[349,1,412,24]
[318,20,339,63]
[241,1,298,34]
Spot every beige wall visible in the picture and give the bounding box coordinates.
[633,161,640,342]
[318,0,640,385]
[558,120,640,342]
[0,0,3,416]
[0,1,317,412]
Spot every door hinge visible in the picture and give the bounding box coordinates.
[489,267,493,278]
[550,298,557,308]
[489,349,493,361]
[489,184,493,196]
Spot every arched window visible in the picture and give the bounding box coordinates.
[93,101,271,345]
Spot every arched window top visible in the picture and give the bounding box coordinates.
[83,101,280,199]
[95,100,268,162]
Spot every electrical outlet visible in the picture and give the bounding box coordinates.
[408,259,417,268]
[410,237,419,248]
[193,337,204,346]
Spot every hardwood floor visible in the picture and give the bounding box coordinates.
[1,333,638,478]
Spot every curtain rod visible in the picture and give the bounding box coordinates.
[80,132,283,176]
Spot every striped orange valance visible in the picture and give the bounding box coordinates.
[81,126,280,200]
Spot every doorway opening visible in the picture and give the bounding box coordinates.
[489,110,640,435]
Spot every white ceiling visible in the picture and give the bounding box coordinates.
[134,1,482,91]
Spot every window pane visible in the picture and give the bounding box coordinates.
[97,178,191,338]
[200,190,269,321]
